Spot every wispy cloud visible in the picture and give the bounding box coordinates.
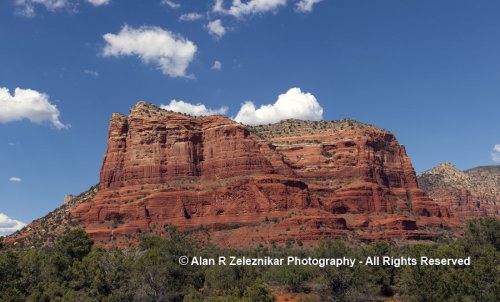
[161,0,180,9]
[102,25,197,78]
[208,1,322,39]
[15,0,71,17]
[9,177,22,183]
[0,87,68,129]
[14,0,109,17]
[83,69,99,77]
[179,12,204,22]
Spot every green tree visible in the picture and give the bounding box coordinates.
[464,218,500,250]
[57,229,93,261]
[264,264,316,292]
[313,239,367,302]
[243,279,275,302]
[0,250,24,301]
[134,231,203,301]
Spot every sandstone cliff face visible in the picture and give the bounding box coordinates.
[99,105,275,189]
[418,163,499,219]
[67,102,453,246]
[251,120,446,218]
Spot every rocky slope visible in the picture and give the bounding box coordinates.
[4,186,97,248]
[418,163,499,219]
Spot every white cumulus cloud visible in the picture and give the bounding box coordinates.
[213,0,287,18]
[296,0,323,12]
[492,144,500,163]
[234,87,323,125]
[9,177,22,182]
[161,100,228,116]
[0,213,26,237]
[179,12,204,22]
[0,87,68,129]
[212,60,222,70]
[206,19,226,39]
[102,25,197,78]
[161,0,180,9]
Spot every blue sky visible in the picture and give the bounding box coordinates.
[1,0,499,230]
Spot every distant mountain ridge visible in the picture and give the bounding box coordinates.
[418,163,499,218]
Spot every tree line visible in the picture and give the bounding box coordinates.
[0,218,498,301]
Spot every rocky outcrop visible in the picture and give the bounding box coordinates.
[66,102,454,246]
[418,163,499,219]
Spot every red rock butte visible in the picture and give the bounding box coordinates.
[66,101,458,247]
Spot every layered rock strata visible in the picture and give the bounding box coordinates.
[68,102,454,246]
